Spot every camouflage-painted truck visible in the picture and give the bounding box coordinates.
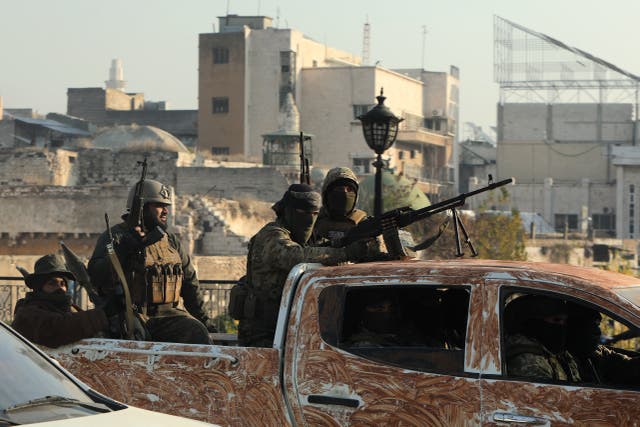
[48,259,640,426]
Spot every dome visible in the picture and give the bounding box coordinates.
[356,170,430,213]
[91,125,189,153]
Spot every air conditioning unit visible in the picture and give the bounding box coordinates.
[352,165,366,174]
[432,109,443,117]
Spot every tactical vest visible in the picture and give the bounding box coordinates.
[131,234,183,308]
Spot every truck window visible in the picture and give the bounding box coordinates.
[501,290,640,389]
[318,285,470,375]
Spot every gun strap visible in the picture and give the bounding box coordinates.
[106,243,135,340]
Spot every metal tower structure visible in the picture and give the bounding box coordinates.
[494,16,640,110]
[362,19,370,66]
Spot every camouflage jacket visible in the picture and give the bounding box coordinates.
[245,219,350,321]
[88,222,210,324]
[12,292,108,348]
[505,334,581,382]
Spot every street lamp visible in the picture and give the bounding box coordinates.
[358,88,404,217]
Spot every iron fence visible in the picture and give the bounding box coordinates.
[0,277,237,332]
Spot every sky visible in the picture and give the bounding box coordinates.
[2,0,639,136]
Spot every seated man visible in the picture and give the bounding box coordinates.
[12,254,116,348]
[504,295,581,382]
[567,303,640,386]
[343,291,429,348]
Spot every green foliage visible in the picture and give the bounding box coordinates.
[473,211,527,261]
[213,313,237,334]
[407,187,527,261]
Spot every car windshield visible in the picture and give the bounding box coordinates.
[0,323,96,416]
[614,286,640,309]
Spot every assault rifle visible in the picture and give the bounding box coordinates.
[127,156,148,230]
[105,213,136,340]
[299,132,311,185]
[334,176,514,257]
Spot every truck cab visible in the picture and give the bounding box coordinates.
[48,259,640,425]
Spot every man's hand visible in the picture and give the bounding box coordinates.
[204,318,218,333]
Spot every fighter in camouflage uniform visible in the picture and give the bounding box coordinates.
[88,180,214,344]
[504,295,581,382]
[311,167,368,244]
[238,184,377,347]
[567,304,640,386]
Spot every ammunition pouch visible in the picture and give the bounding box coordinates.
[228,276,248,320]
[145,263,183,305]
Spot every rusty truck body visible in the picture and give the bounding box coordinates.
[46,259,640,426]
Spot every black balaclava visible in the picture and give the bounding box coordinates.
[567,306,602,357]
[326,180,357,218]
[273,184,322,245]
[522,318,568,354]
[507,295,568,354]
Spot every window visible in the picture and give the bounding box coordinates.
[319,285,470,375]
[212,47,229,64]
[501,289,640,388]
[212,97,229,114]
[555,213,578,232]
[592,213,615,233]
[398,151,404,160]
[353,104,372,119]
[410,150,416,159]
[211,147,229,155]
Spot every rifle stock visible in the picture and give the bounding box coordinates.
[336,177,514,250]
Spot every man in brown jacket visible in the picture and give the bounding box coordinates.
[12,254,111,348]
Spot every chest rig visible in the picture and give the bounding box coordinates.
[131,234,183,310]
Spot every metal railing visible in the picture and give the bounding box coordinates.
[0,277,237,332]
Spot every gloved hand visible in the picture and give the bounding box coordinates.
[115,231,144,257]
[203,318,218,333]
[95,294,124,318]
[346,238,391,263]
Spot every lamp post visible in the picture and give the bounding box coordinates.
[357,88,404,218]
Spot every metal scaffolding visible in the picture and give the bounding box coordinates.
[494,15,640,108]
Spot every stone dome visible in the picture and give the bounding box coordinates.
[91,125,189,153]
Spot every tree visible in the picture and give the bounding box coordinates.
[408,186,527,261]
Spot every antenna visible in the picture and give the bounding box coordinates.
[226,0,230,15]
[421,25,428,70]
[362,17,371,66]
[276,7,280,28]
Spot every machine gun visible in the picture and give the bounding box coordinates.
[299,131,311,185]
[334,176,514,257]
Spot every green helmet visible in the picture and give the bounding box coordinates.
[126,179,172,211]
[25,254,76,289]
[321,167,359,202]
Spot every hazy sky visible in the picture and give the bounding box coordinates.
[2,0,639,134]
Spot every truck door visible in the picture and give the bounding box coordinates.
[480,281,640,426]
[283,278,482,426]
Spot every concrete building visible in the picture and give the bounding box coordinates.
[198,15,458,198]
[492,17,640,241]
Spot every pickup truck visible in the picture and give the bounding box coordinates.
[47,259,640,426]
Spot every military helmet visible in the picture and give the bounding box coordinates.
[321,167,359,197]
[24,254,76,289]
[126,179,172,211]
